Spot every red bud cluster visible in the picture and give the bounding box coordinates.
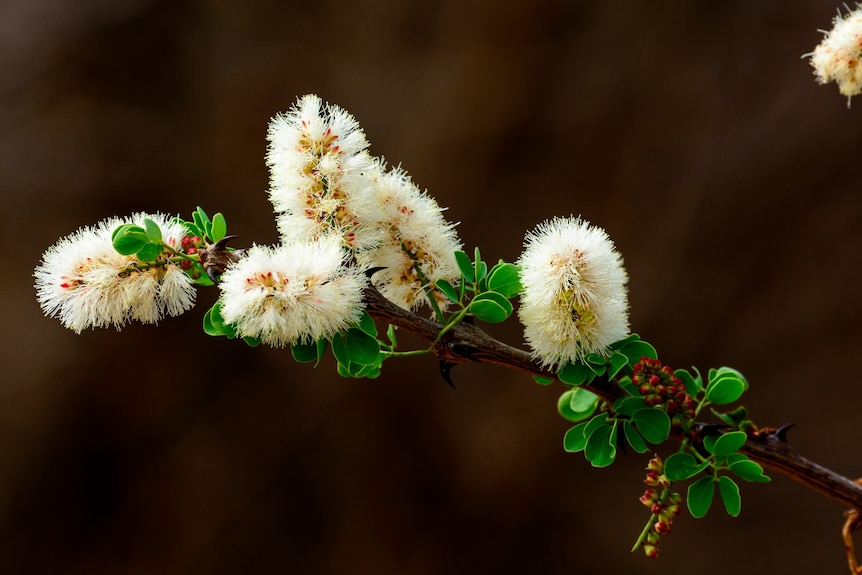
[180,235,204,270]
[632,357,695,421]
[637,455,683,558]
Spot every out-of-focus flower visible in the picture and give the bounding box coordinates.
[357,164,462,312]
[266,94,381,249]
[809,6,862,106]
[217,237,366,346]
[517,216,629,368]
[34,213,196,332]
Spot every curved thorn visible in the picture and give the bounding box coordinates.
[214,234,240,249]
[439,360,456,388]
[775,423,795,443]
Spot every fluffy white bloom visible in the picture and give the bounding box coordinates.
[34,213,196,333]
[517,217,629,368]
[356,164,462,312]
[217,238,367,346]
[810,6,862,106]
[266,94,381,249]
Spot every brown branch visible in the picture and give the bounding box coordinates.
[364,285,862,512]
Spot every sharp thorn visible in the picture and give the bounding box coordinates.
[439,360,456,389]
[775,423,795,443]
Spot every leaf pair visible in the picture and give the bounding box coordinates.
[438,248,522,324]
[112,218,165,262]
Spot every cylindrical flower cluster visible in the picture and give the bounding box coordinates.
[266,94,380,249]
[216,237,367,347]
[517,216,629,368]
[810,6,862,105]
[356,164,462,312]
[34,213,196,333]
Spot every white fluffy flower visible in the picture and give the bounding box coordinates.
[517,217,629,368]
[356,164,462,312]
[266,94,381,249]
[34,213,196,332]
[217,238,367,346]
[810,6,862,106]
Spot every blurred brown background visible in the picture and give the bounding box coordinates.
[4,0,862,573]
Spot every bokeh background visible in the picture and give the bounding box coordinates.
[4,0,862,573]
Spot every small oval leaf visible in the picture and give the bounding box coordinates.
[687,476,715,519]
[706,376,746,405]
[558,361,594,386]
[717,476,742,516]
[487,262,522,297]
[622,421,649,454]
[467,298,509,323]
[630,408,671,444]
[708,431,747,456]
[454,251,474,282]
[584,423,616,468]
[664,452,700,481]
[563,422,589,453]
[211,212,227,242]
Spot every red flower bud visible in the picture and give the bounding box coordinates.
[643,544,659,558]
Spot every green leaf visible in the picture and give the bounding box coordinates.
[558,361,594,386]
[202,305,224,336]
[468,291,513,323]
[203,302,237,338]
[332,328,380,366]
[331,334,349,365]
[533,376,554,386]
[354,311,378,337]
[435,279,460,303]
[622,421,649,454]
[707,431,747,456]
[584,413,609,437]
[468,297,509,323]
[563,421,589,453]
[584,353,607,376]
[143,217,162,243]
[193,207,213,240]
[675,368,701,395]
[612,396,646,417]
[584,422,617,468]
[620,340,658,366]
[486,262,522,297]
[211,212,227,242]
[112,224,148,255]
[687,476,715,518]
[135,243,163,263]
[454,251,474,283]
[292,340,322,363]
[336,362,351,377]
[557,388,599,423]
[665,452,709,481]
[242,336,262,347]
[714,366,749,389]
[608,351,630,379]
[717,476,741,516]
[609,333,642,349]
[730,459,771,483]
[191,264,215,286]
[473,246,486,283]
[711,406,750,428]
[630,408,671,444]
[706,375,746,405]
